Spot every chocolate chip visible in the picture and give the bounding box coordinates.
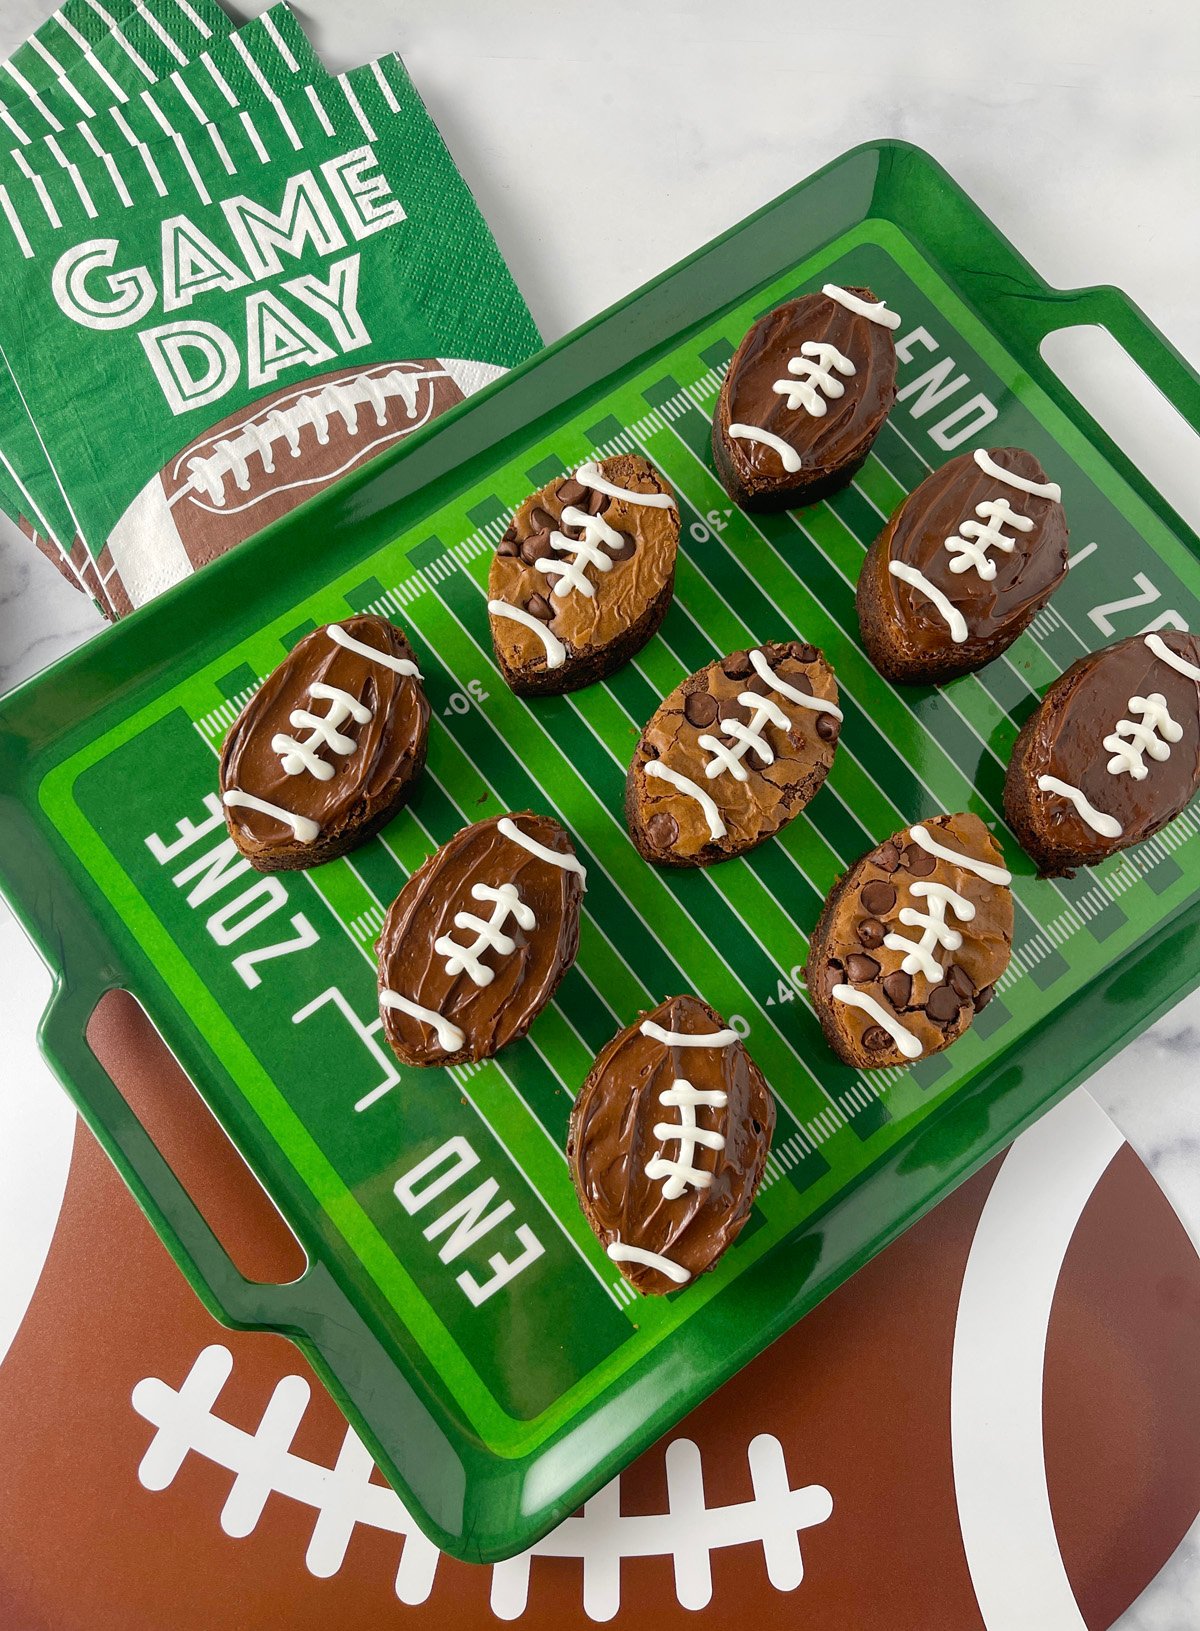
[496,537,519,557]
[974,984,995,1012]
[816,713,839,742]
[857,917,885,949]
[908,848,936,877]
[530,505,556,532]
[860,880,897,916]
[791,642,818,665]
[947,964,975,1000]
[605,531,636,562]
[501,521,518,544]
[520,530,554,564]
[557,478,586,505]
[587,486,609,514]
[862,1026,892,1053]
[526,593,555,621]
[883,969,912,1009]
[645,811,678,850]
[824,961,844,998]
[846,954,880,984]
[876,841,901,873]
[926,984,963,1025]
[722,651,753,680]
[684,690,719,728]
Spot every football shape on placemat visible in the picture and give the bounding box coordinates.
[1005,629,1200,874]
[107,358,501,606]
[377,811,586,1067]
[712,284,899,510]
[487,455,680,695]
[857,446,1070,684]
[808,813,1014,1069]
[220,616,429,872]
[626,640,842,866]
[568,994,774,1295]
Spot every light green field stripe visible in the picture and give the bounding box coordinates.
[858,452,907,516]
[417,587,860,1156]
[1008,630,1066,691]
[950,674,1021,761]
[309,857,379,929]
[632,636,687,697]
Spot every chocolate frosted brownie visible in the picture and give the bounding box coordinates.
[568,994,774,1296]
[713,284,899,511]
[220,616,429,872]
[487,454,679,695]
[626,640,841,866]
[377,811,585,1067]
[857,446,1069,684]
[1004,630,1200,875]
[808,813,1013,1070]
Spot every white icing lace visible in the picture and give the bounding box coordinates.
[434,882,536,987]
[699,692,793,782]
[771,341,856,417]
[536,505,624,599]
[271,682,373,781]
[181,367,441,507]
[1103,693,1182,781]
[944,497,1034,581]
[883,880,976,985]
[644,1078,729,1200]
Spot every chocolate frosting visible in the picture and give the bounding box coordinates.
[487,455,679,681]
[568,995,775,1295]
[868,446,1069,662]
[628,641,840,862]
[812,813,1013,1068]
[715,287,897,497]
[377,811,584,1066]
[1018,631,1200,861]
[220,616,429,866]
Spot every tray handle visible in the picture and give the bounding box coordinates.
[1020,280,1200,433]
[39,971,303,1331]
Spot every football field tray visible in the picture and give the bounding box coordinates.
[2,141,1200,1563]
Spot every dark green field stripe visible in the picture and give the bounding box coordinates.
[975,657,1041,719]
[658,599,714,674]
[827,480,884,545]
[603,662,662,726]
[742,821,825,927]
[872,422,929,490]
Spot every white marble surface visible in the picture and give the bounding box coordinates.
[1,2,1199,1625]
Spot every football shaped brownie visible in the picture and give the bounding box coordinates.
[712,284,899,511]
[487,455,679,695]
[220,616,429,872]
[108,359,493,599]
[626,640,841,866]
[377,811,585,1067]
[857,447,1069,684]
[808,814,1013,1070]
[1004,630,1200,875]
[568,995,774,1295]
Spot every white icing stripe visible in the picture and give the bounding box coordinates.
[380,989,465,1054]
[434,882,536,987]
[831,984,922,1060]
[727,423,802,473]
[487,600,567,670]
[889,561,969,643]
[327,622,422,677]
[497,816,587,883]
[606,1240,691,1285]
[574,459,675,509]
[749,646,843,720]
[1036,776,1124,839]
[973,447,1062,502]
[222,788,319,843]
[639,1021,740,1048]
[1146,631,1200,683]
[699,692,791,783]
[1103,693,1181,780]
[644,761,727,840]
[822,283,902,329]
[883,880,975,984]
[908,823,1013,886]
[772,342,855,417]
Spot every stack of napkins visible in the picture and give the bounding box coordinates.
[0,2,541,618]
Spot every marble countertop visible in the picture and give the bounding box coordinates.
[1,2,1198,1625]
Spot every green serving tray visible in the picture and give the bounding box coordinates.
[3,140,1200,1565]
